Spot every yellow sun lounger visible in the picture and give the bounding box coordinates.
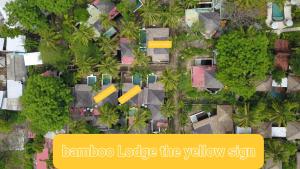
[93,85,117,104]
[118,85,142,104]
[147,40,172,49]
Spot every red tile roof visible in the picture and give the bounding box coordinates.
[275,53,289,71]
[36,148,49,169]
[192,66,205,88]
[122,56,134,64]
[109,7,120,20]
[274,40,289,53]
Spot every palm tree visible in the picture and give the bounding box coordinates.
[161,99,177,118]
[182,0,198,9]
[265,139,297,163]
[39,28,62,49]
[140,0,162,26]
[68,120,89,134]
[97,56,119,78]
[120,20,139,40]
[233,102,267,128]
[234,0,262,9]
[159,68,179,93]
[99,13,116,31]
[128,108,151,133]
[268,100,298,127]
[133,49,151,67]
[162,2,184,28]
[98,103,119,129]
[74,55,96,78]
[71,24,95,46]
[98,35,118,56]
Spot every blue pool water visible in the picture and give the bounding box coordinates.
[272,3,284,21]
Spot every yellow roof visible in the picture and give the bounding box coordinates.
[118,85,142,104]
[93,85,117,104]
[147,40,172,48]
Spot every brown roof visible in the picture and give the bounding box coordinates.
[275,53,289,71]
[256,76,272,92]
[253,122,272,138]
[287,75,300,93]
[192,105,233,134]
[287,122,300,140]
[274,40,289,53]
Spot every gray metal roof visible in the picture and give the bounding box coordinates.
[6,53,26,81]
[74,84,93,108]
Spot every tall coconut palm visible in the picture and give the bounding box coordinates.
[98,103,119,129]
[159,68,179,93]
[71,24,95,46]
[182,0,198,9]
[268,100,298,127]
[162,2,184,28]
[265,139,297,163]
[128,108,151,133]
[233,102,267,128]
[161,99,177,118]
[120,20,139,40]
[68,120,89,134]
[74,55,96,78]
[98,35,118,56]
[140,0,162,26]
[133,49,151,67]
[97,56,119,78]
[39,28,62,49]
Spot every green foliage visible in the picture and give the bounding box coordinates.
[98,103,119,129]
[128,108,151,133]
[116,0,135,21]
[0,25,22,38]
[69,120,89,134]
[233,101,267,127]
[160,68,180,93]
[74,7,90,22]
[21,75,73,134]
[267,100,298,127]
[30,0,76,15]
[0,110,22,133]
[162,2,184,28]
[0,151,25,169]
[140,0,163,26]
[70,24,95,47]
[265,139,297,164]
[161,99,177,118]
[97,56,119,78]
[290,49,300,76]
[120,20,139,40]
[5,0,48,33]
[39,40,71,71]
[179,47,208,61]
[216,27,271,99]
[24,36,40,52]
[271,68,286,84]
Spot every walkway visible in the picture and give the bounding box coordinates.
[273,26,300,35]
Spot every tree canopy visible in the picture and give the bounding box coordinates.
[216,28,271,99]
[21,75,73,134]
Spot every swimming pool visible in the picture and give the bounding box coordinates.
[272,3,284,21]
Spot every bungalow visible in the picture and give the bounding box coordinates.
[185,1,221,39]
[73,84,93,108]
[144,28,171,63]
[87,1,118,38]
[192,105,234,134]
[253,123,287,138]
[191,58,223,93]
